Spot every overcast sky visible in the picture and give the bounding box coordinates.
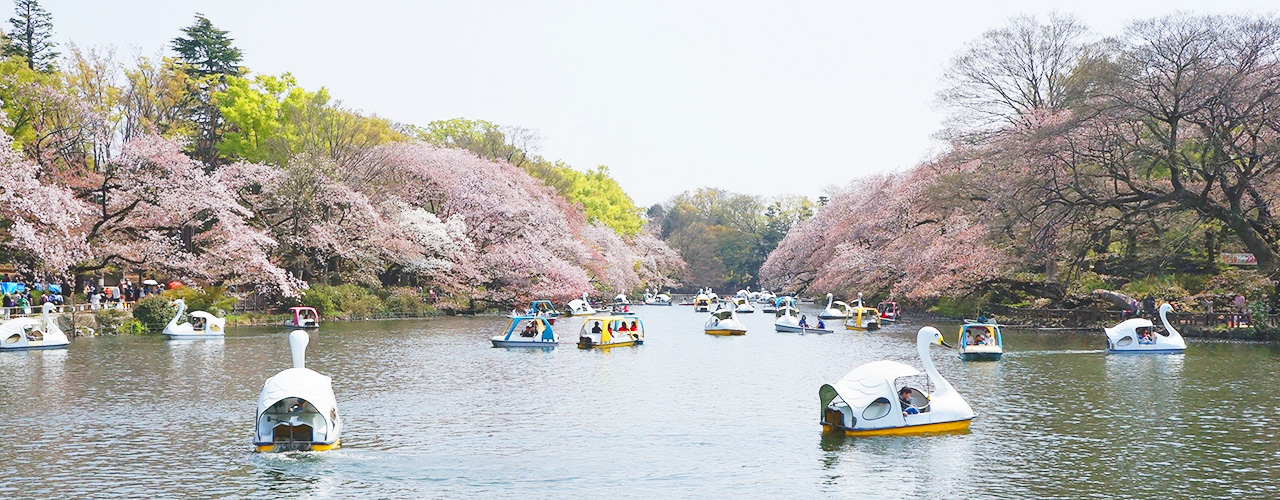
[44,0,1279,206]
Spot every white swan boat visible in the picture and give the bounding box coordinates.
[492,315,558,347]
[820,327,974,436]
[775,305,832,333]
[0,303,69,351]
[642,290,673,306]
[819,293,852,319]
[732,296,755,314]
[705,306,747,336]
[565,292,596,316]
[254,331,342,452]
[283,306,319,329]
[1105,303,1186,354]
[163,299,226,339]
[958,322,1003,361]
[613,293,630,305]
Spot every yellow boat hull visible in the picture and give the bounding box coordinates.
[823,419,971,437]
[255,440,341,452]
[705,329,746,336]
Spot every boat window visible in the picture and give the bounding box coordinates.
[5,333,19,344]
[1115,337,1133,346]
[863,397,892,420]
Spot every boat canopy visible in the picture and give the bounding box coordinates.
[503,316,556,342]
[819,360,921,419]
[960,323,1003,346]
[256,367,339,429]
[578,315,644,344]
[775,306,799,318]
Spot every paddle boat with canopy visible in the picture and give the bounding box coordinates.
[820,327,974,436]
[492,315,558,347]
[163,299,225,339]
[877,301,901,322]
[613,294,630,305]
[732,296,755,314]
[694,291,713,313]
[254,331,342,452]
[775,305,832,333]
[283,306,319,329]
[958,322,1003,361]
[705,306,747,336]
[516,299,560,317]
[642,289,673,306]
[0,302,69,351]
[844,295,881,331]
[577,315,644,349]
[819,293,852,319]
[565,292,596,317]
[1104,303,1186,354]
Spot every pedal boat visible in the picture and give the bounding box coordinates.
[283,306,319,329]
[0,303,69,351]
[844,301,881,331]
[565,292,596,317]
[492,315,558,347]
[877,301,901,322]
[577,315,644,348]
[820,327,974,436]
[958,322,1003,361]
[732,296,756,314]
[254,331,342,452]
[693,291,713,313]
[1105,303,1186,354]
[819,293,852,319]
[775,305,832,333]
[642,290,673,306]
[705,307,747,336]
[516,299,560,317]
[163,299,226,339]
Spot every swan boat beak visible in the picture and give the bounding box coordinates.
[939,338,953,349]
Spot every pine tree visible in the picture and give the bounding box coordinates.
[170,13,243,168]
[170,13,242,78]
[3,0,57,72]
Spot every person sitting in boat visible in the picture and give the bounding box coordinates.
[591,322,602,334]
[1137,326,1154,344]
[971,332,985,345]
[799,315,810,328]
[629,320,638,332]
[520,322,537,337]
[984,334,995,345]
[816,318,826,330]
[899,387,920,416]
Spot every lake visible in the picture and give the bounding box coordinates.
[1,304,1277,498]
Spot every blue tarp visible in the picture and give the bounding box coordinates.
[0,282,25,294]
[48,284,62,294]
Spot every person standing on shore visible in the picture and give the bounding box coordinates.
[1235,294,1247,314]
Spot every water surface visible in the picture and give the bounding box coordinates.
[1,305,1277,498]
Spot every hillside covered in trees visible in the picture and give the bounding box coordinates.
[0,5,686,307]
[762,13,1280,315]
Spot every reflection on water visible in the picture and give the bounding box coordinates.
[0,309,1278,498]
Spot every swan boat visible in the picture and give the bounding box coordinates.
[642,290,673,306]
[492,315,558,347]
[958,322,1003,361]
[565,292,596,317]
[163,299,226,339]
[705,307,747,336]
[775,305,832,333]
[732,296,756,314]
[1104,303,1186,354]
[577,315,644,348]
[283,306,319,329]
[819,293,852,320]
[254,331,342,452]
[0,303,69,351]
[877,301,901,322]
[820,327,975,436]
[613,294,630,305]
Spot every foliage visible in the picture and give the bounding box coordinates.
[162,285,236,316]
[296,283,383,317]
[170,13,241,79]
[131,296,175,331]
[4,0,57,72]
[94,308,143,335]
[383,287,429,315]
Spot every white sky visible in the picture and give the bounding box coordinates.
[45,0,1279,206]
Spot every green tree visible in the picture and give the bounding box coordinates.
[3,0,57,72]
[170,13,243,167]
